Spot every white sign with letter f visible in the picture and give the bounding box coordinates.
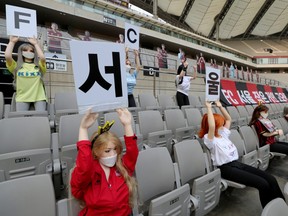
[6,5,37,38]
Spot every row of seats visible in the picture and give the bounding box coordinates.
[1,105,288,214]
[0,139,222,216]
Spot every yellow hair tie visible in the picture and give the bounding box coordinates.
[97,120,115,135]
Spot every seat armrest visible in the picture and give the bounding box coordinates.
[51,132,61,174]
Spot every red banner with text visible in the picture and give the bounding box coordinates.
[220,80,288,106]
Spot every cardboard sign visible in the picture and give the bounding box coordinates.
[69,41,127,113]
[206,66,220,102]
[125,23,139,50]
[6,5,37,38]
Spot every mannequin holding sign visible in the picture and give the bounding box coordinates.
[71,108,138,215]
[5,35,47,111]
[175,60,197,108]
[199,100,285,208]
[249,104,288,155]
[126,47,140,107]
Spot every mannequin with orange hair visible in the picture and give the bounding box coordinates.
[199,101,284,208]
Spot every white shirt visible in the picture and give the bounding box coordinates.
[204,127,239,166]
[175,75,191,96]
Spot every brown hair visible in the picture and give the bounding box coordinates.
[248,104,269,126]
[198,113,225,138]
[91,131,137,207]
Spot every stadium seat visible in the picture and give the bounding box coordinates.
[138,93,161,110]
[7,110,49,118]
[138,110,173,153]
[164,109,195,142]
[230,129,258,168]
[227,106,247,128]
[236,105,250,125]
[188,95,203,108]
[173,139,221,216]
[0,117,56,181]
[53,92,79,128]
[238,125,270,170]
[57,113,99,186]
[134,147,190,215]
[104,111,143,151]
[261,198,288,216]
[157,94,179,110]
[0,174,56,216]
[271,119,287,142]
[184,108,203,134]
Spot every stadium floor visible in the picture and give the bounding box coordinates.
[207,156,288,216]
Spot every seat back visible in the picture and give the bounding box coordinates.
[138,110,172,151]
[236,105,249,124]
[239,125,270,170]
[54,92,79,126]
[188,95,202,108]
[59,114,98,185]
[164,109,194,141]
[135,147,176,213]
[149,184,190,216]
[227,106,246,127]
[271,119,286,142]
[261,198,288,216]
[158,94,178,109]
[104,111,143,151]
[0,117,52,181]
[173,139,221,216]
[138,93,160,110]
[230,129,258,167]
[185,108,202,132]
[8,110,49,118]
[0,174,55,216]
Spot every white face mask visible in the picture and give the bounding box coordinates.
[99,154,117,167]
[22,51,35,59]
[260,111,268,119]
[126,65,131,73]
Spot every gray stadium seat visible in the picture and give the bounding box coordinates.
[227,106,247,128]
[138,110,173,153]
[0,117,55,181]
[173,139,221,216]
[7,110,49,118]
[271,119,287,142]
[238,125,270,171]
[188,95,203,108]
[0,174,56,216]
[54,92,79,128]
[138,93,161,110]
[230,129,258,168]
[157,94,179,110]
[104,111,143,151]
[261,198,288,216]
[236,105,249,124]
[57,113,99,186]
[164,109,195,142]
[184,108,203,134]
[135,147,190,215]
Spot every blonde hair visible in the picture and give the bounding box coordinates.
[91,131,137,207]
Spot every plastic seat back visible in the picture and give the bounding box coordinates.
[164,109,194,141]
[261,198,288,216]
[0,174,55,216]
[0,117,52,181]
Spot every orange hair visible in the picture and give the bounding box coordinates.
[198,113,225,138]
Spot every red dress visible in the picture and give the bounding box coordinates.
[71,135,138,216]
